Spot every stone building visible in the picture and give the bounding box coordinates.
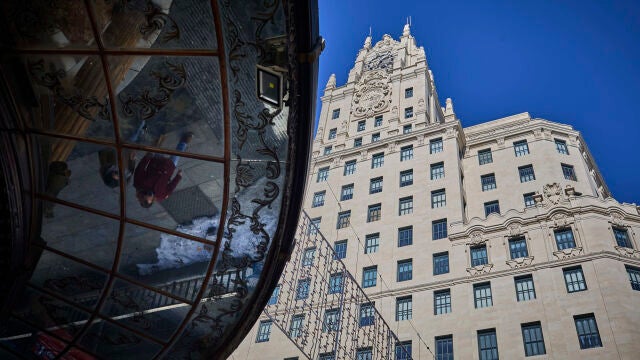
[231,24,640,360]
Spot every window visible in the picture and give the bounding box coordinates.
[397,259,413,282]
[328,128,337,139]
[289,314,304,338]
[431,189,446,208]
[433,252,449,275]
[341,184,354,201]
[332,108,340,119]
[323,308,340,332]
[319,353,335,360]
[357,120,366,132]
[302,248,315,267]
[399,169,413,187]
[333,240,347,260]
[372,132,380,142]
[344,160,356,175]
[563,266,587,293]
[432,219,448,240]
[400,145,414,161]
[478,149,493,165]
[367,203,381,222]
[328,273,344,294]
[399,196,413,215]
[514,140,529,157]
[434,289,451,314]
[481,173,496,191]
[395,341,412,360]
[519,165,535,182]
[405,87,413,98]
[554,228,576,250]
[521,322,546,356]
[515,275,536,301]
[316,167,329,182]
[371,152,384,168]
[484,200,500,216]
[613,228,632,248]
[308,217,321,235]
[356,348,373,360]
[359,302,375,326]
[474,282,493,308]
[396,296,412,321]
[354,137,362,148]
[574,314,602,349]
[403,124,412,134]
[626,265,640,291]
[477,329,499,360]
[296,278,310,300]
[336,210,350,229]
[470,245,488,267]
[365,233,379,254]
[555,138,569,155]
[430,138,443,153]
[435,335,454,360]
[398,226,413,247]
[374,115,383,127]
[562,163,577,181]
[369,177,383,194]
[404,107,413,118]
[312,191,325,207]
[362,266,377,288]
[509,236,528,259]
[323,146,332,155]
[256,320,272,342]
[523,192,536,207]
[268,285,280,305]
[431,162,445,179]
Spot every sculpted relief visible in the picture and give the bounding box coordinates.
[352,69,392,117]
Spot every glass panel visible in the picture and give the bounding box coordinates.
[78,318,162,359]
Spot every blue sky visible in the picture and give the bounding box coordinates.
[316,0,640,204]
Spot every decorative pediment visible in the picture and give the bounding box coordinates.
[507,223,523,237]
[466,263,493,276]
[614,246,640,259]
[552,246,583,260]
[467,230,486,246]
[506,256,534,269]
[609,212,626,227]
[352,70,392,117]
[543,183,566,206]
[550,213,572,227]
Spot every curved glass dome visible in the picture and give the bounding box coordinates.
[0,0,320,358]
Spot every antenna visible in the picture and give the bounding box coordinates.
[409,16,412,26]
[369,26,372,37]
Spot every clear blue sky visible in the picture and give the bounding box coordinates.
[316,0,640,204]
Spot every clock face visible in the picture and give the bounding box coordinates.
[365,50,393,72]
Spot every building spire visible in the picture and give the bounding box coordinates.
[325,73,336,90]
[403,17,411,37]
[445,97,455,116]
[364,32,372,50]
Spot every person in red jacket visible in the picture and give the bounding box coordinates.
[134,132,193,208]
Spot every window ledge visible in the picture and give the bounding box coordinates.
[466,263,494,276]
[552,247,584,260]
[506,256,534,269]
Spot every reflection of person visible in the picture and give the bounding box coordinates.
[133,132,193,208]
[99,120,146,188]
[44,161,71,218]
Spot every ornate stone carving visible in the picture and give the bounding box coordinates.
[360,150,368,161]
[543,183,565,206]
[506,256,534,269]
[551,213,570,227]
[564,184,575,196]
[352,70,392,117]
[610,213,625,227]
[466,263,494,276]
[325,73,336,89]
[417,98,425,111]
[496,137,505,147]
[614,246,640,259]
[534,128,542,138]
[468,231,485,245]
[507,224,522,237]
[387,142,397,153]
[552,247,583,260]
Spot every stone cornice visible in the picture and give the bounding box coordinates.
[463,118,577,147]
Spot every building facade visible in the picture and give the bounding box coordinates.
[231,24,640,360]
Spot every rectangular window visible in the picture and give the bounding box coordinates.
[555,139,569,155]
[400,169,414,187]
[397,259,413,282]
[368,203,382,222]
[354,137,362,148]
[515,275,536,301]
[509,236,529,259]
[319,353,335,360]
[477,329,499,360]
[431,162,445,179]
[524,192,536,207]
[371,152,384,168]
[562,163,577,181]
[521,322,546,356]
[398,226,413,247]
[256,320,272,342]
[403,124,412,134]
[478,149,493,165]
[574,314,602,349]
[332,108,340,119]
[431,189,446,208]
[328,273,344,294]
[374,115,383,127]
[323,146,332,155]
[432,219,448,240]
[481,173,496,191]
[435,335,454,360]
[359,302,375,327]
[400,145,414,161]
[484,200,500,216]
[614,228,632,248]
[404,107,413,118]
[323,308,340,332]
[434,289,452,315]
[316,166,329,182]
[470,245,488,267]
[344,160,356,175]
[308,217,321,235]
[268,285,280,305]
[433,252,450,275]
[396,296,412,321]
[554,228,576,250]
[395,341,412,360]
[369,177,383,194]
[336,210,351,229]
[365,233,379,254]
[289,314,304,338]
[333,240,347,260]
[328,128,337,139]
[564,266,587,293]
[356,348,372,360]
[626,265,640,291]
[357,120,366,132]
[430,138,443,154]
[362,266,377,288]
[312,191,325,207]
[514,140,530,157]
[372,132,381,142]
[405,87,413,98]
[399,196,413,215]
[474,282,493,308]
[296,278,310,300]
[341,183,354,201]
[302,247,315,267]
[519,165,536,182]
